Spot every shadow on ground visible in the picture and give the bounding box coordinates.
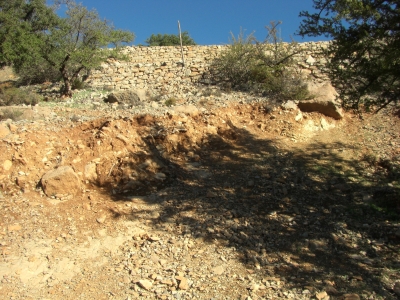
[106,122,399,299]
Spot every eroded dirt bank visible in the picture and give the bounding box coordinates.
[0,101,399,299]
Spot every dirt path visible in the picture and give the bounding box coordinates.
[0,101,399,299]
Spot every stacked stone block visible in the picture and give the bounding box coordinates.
[87,42,330,96]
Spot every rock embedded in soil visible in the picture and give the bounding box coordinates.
[0,123,10,138]
[41,166,81,198]
[211,265,225,275]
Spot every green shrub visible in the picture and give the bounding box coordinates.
[164,97,177,107]
[0,108,24,121]
[0,87,41,106]
[210,22,311,101]
[211,29,258,89]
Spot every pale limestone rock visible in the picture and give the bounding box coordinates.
[0,123,10,139]
[298,82,343,120]
[3,160,12,171]
[84,163,97,182]
[138,279,153,290]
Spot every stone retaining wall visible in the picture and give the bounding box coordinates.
[86,42,330,97]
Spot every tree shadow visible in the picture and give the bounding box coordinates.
[104,118,399,299]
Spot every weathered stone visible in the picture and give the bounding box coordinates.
[282,100,298,111]
[16,176,26,188]
[0,123,10,138]
[316,291,329,300]
[306,55,316,65]
[298,82,344,119]
[138,279,153,290]
[176,276,190,290]
[96,216,106,224]
[3,159,12,171]
[8,123,18,133]
[211,265,224,275]
[84,163,97,182]
[41,166,81,197]
[320,117,335,130]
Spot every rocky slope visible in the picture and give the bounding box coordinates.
[0,90,399,300]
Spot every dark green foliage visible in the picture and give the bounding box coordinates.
[145,31,196,46]
[298,0,400,111]
[210,23,310,101]
[0,0,135,96]
[0,0,60,71]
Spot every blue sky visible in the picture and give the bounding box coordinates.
[57,0,327,45]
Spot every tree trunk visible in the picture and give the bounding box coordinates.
[62,76,72,97]
[60,55,72,97]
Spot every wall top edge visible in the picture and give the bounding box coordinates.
[117,41,331,50]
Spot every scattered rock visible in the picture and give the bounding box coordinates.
[316,291,329,300]
[282,100,298,111]
[96,216,106,224]
[148,236,160,242]
[138,279,153,291]
[176,276,190,290]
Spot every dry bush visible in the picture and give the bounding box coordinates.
[0,108,24,121]
[210,22,310,101]
[0,87,41,106]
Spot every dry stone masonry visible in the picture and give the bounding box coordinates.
[87,42,330,98]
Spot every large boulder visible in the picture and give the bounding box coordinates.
[298,82,344,120]
[104,89,146,106]
[41,166,81,198]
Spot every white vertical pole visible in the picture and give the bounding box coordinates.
[178,20,185,67]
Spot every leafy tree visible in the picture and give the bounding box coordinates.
[298,0,400,111]
[145,31,196,46]
[42,1,134,96]
[0,0,135,96]
[0,0,59,70]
